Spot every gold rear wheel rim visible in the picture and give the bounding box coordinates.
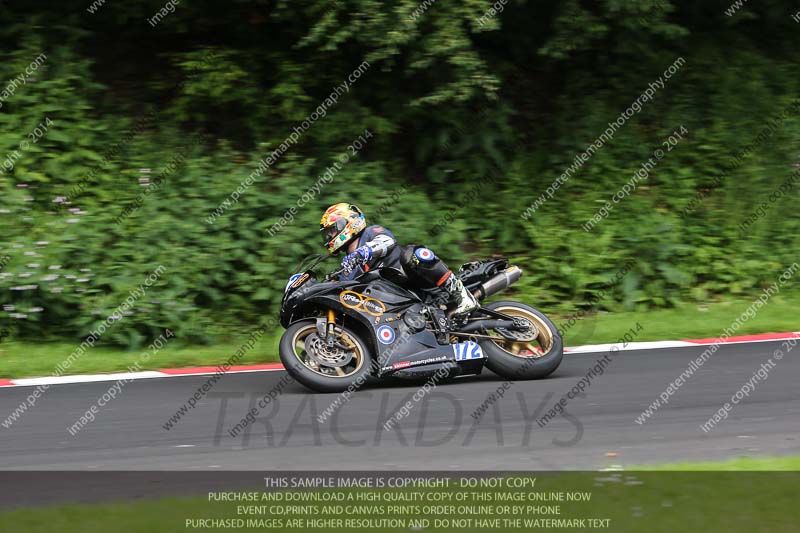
[489,306,554,359]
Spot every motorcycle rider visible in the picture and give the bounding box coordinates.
[320,202,479,318]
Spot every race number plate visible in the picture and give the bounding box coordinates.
[452,341,484,361]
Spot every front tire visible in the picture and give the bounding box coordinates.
[279,319,374,393]
[479,300,563,380]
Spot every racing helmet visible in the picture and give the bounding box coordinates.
[320,203,367,254]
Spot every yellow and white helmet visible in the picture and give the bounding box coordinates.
[320,203,367,254]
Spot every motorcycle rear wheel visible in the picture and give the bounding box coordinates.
[279,319,374,393]
[479,300,563,380]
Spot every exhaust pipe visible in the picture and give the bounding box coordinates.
[473,266,522,300]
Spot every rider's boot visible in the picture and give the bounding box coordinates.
[443,274,479,318]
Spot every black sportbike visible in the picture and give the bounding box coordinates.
[279,255,563,392]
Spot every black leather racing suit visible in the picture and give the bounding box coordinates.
[340,225,456,291]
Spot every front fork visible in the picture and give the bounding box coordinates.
[327,309,336,335]
[316,309,338,344]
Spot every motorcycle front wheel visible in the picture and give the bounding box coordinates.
[279,319,374,393]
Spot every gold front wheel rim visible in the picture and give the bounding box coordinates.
[290,323,365,378]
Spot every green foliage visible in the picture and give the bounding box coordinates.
[0,1,798,347]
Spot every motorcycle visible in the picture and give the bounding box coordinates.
[279,255,563,393]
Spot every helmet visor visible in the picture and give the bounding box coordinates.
[321,218,349,246]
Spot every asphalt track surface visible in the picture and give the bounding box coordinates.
[1,341,797,474]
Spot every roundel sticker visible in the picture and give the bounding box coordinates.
[377,325,396,344]
[415,248,435,262]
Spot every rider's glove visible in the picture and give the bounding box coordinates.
[341,246,372,275]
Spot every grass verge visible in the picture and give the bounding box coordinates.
[553,289,800,346]
[634,454,800,470]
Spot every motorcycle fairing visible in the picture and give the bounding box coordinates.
[292,279,487,378]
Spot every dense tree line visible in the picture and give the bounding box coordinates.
[0,1,798,346]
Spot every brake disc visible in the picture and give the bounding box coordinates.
[304,333,354,368]
[495,317,539,342]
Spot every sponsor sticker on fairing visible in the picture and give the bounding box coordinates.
[290,273,309,289]
[339,290,386,316]
[285,273,303,292]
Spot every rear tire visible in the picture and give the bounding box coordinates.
[479,300,563,380]
[279,319,374,393]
